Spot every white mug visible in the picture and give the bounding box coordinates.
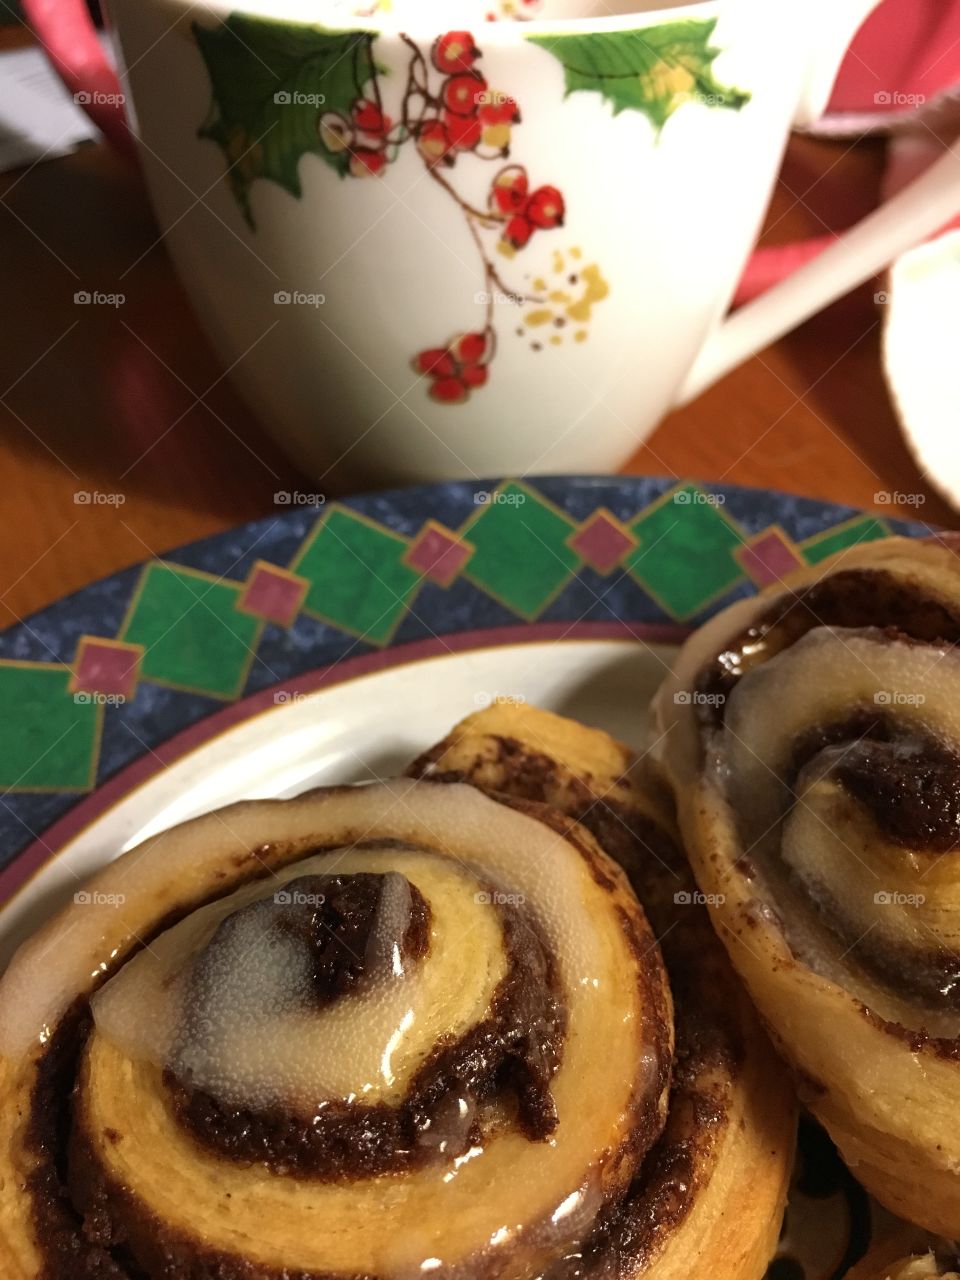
[29,0,960,484]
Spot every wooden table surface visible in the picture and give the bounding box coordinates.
[1,33,952,630]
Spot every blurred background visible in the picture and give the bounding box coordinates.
[1,0,958,626]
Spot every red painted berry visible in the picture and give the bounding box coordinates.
[430,376,469,403]
[478,92,519,126]
[444,111,483,151]
[417,119,454,166]
[461,362,488,388]
[414,348,456,377]
[349,148,387,178]
[442,73,487,117]
[450,332,488,364]
[352,98,391,135]
[490,166,528,214]
[504,215,533,248]
[432,31,480,75]
[415,331,492,404]
[527,185,564,229]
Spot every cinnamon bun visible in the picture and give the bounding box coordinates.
[654,535,960,1236]
[0,704,794,1279]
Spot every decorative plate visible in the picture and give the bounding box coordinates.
[0,475,932,1278]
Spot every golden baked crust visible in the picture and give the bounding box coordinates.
[412,702,796,1280]
[652,534,960,1237]
[0,705,794,1279]
[846,1230,960,1280]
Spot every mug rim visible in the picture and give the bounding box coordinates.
[186,0,720,41]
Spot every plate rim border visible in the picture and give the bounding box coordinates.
[0,618,687,915]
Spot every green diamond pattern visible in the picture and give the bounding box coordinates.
[0,483,923,799]
[626,484,744,619]
[465,483,579,618]
[0,664,98,790]
[802,516,888,564]
[123,563,259,698]
[295,508,421,645]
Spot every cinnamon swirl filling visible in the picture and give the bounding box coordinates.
[0,707,794,1280]
[654,535,960,1237]
[0,774,666,1278]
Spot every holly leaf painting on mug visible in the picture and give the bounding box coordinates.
[527,19,749,131]
[193,14,377,226]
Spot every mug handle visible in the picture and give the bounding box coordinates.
[675,140,960,406]
[21,0,136,161]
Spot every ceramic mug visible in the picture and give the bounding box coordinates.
[25,0,960,484]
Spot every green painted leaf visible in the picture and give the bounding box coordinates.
[193,14,377,225]
[528,19,749,130]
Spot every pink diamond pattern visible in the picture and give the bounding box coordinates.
[405,523,473,587]
[72,637,141,700]
[568,510,637,574]
[239,562,308,627]
[736,528,805,587]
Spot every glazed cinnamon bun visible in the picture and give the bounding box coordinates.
[653,535,960,1237]
[0,704,794,1279]
[411,704,796,1278]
